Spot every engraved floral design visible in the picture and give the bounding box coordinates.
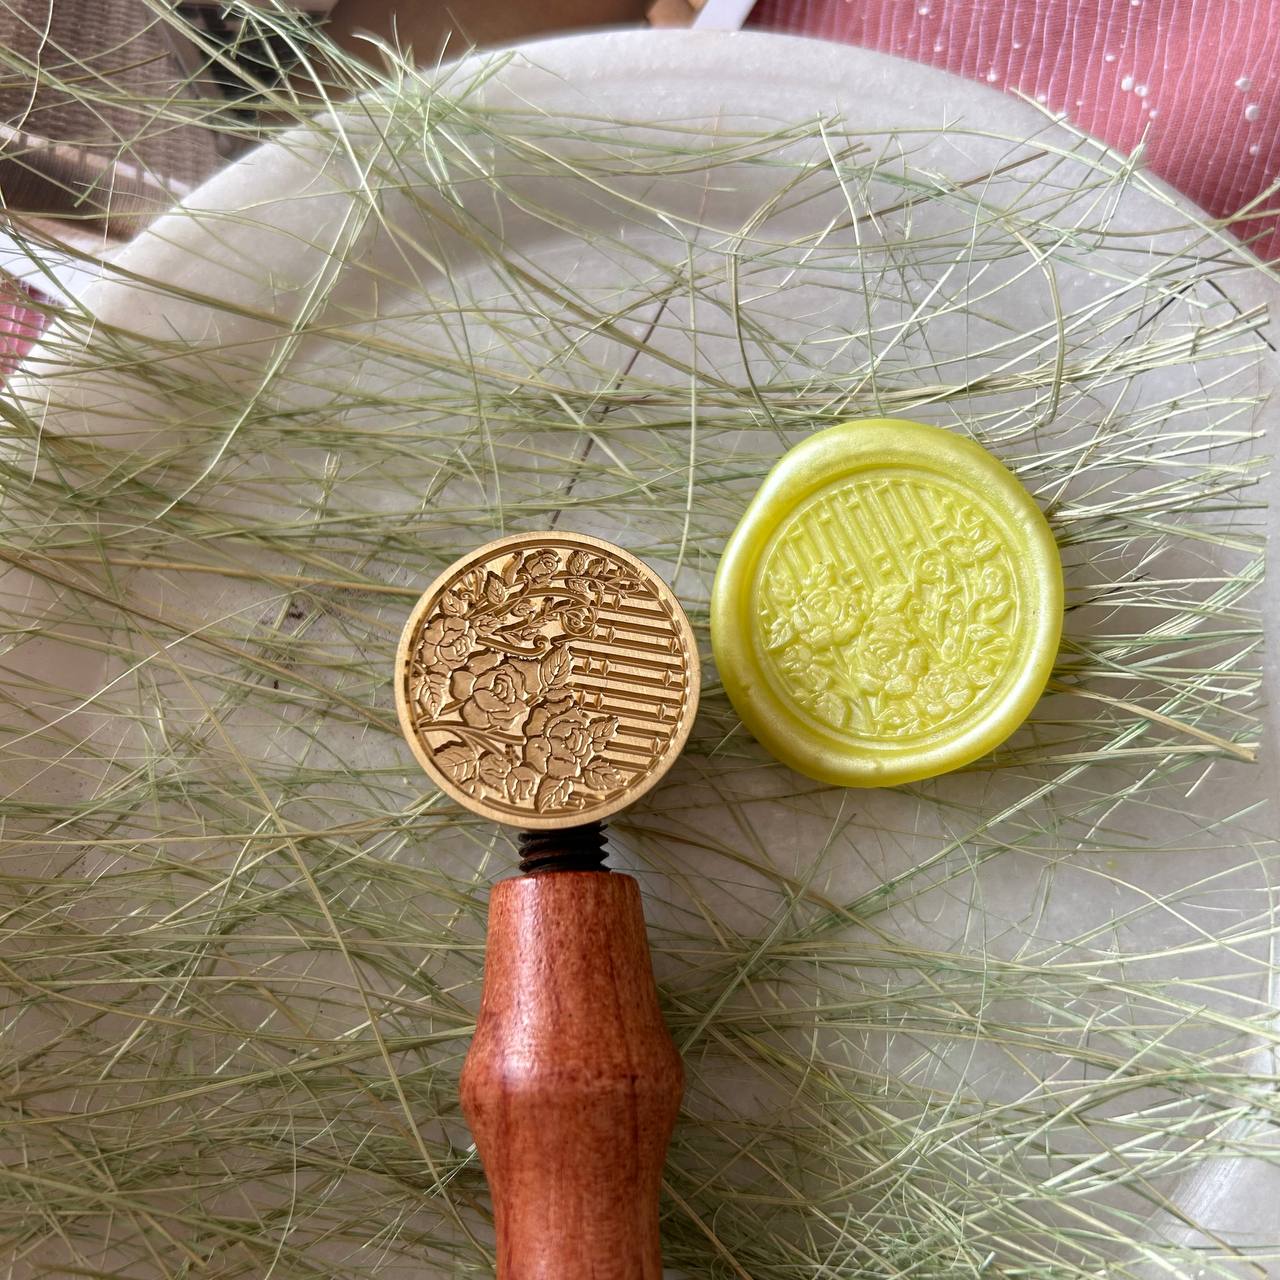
[406,544,663,816]
[417,614,476,669]
[760,489,1016,740]
[522,692,624,810]
[450,652,527,732]
[765,561,866,658]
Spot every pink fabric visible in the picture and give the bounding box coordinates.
[3,5,1275,376]
[0,286,43,376]
[748,0,1280,262]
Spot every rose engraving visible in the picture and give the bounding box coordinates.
[451,653,527,733]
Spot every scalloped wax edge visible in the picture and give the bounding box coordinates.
[711,419,1063,787]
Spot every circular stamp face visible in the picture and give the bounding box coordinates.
[395,533,699,829]
[711,419,1062,788]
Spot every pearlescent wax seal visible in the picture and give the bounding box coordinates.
[711,419,1062,787]
[396,532,699,829]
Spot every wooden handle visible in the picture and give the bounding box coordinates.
[460,871,683,1279]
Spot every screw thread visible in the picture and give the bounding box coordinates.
[517,822,608,874]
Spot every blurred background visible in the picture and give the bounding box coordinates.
[1,0,1278,359]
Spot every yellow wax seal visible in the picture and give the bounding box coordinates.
[711,419,1062,787]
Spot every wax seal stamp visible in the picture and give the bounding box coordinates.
[396,533,693,1277]
[395,532,699,829]
[712,418,1062,787]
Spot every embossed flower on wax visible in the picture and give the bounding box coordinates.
[918,668,976,721]
[764,561,865,654]
[451,652,529,732]
[856,597,928,698]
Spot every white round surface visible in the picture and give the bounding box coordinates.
[5,29,1277,1274]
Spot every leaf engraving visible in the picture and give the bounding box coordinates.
[540,646,572,689]
[583,761,623,791]
[436,744,480,785]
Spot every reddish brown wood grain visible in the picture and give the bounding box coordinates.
[460,871,683,1279]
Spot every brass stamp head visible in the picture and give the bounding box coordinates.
[395,533,700,830]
